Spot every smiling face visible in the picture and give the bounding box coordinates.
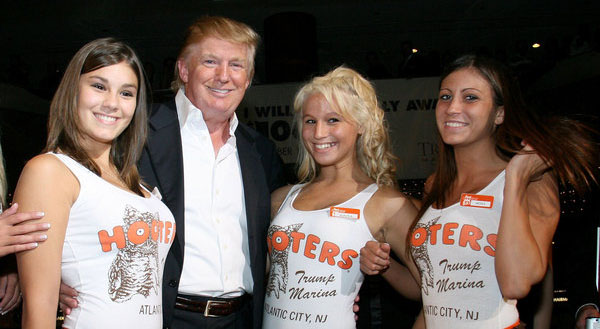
[177,36,250,123]
[301,93,360,168]
[77,61,138,151]
[435,67,504,148]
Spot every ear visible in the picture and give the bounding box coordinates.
[177,59,189,84]
[358,125,365,135]
[494,106,505,125]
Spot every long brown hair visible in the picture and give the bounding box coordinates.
[45,37,148,196]
[411,54,599,245]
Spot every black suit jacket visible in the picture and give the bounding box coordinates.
[138,99,285,329]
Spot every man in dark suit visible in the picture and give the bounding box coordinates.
[60,16,284,329]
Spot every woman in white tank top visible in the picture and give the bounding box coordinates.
[15,38,175,329]
[361,55,599,328]
[262,67,422,329]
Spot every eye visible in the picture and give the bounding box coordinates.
[203,59,217,66]
[92,83,106,91]
[230,62,245,70]
[327,117,340,123]
[120,90,135,98]
[439,94,451,101]
[304,119,316,124]
[465,95,478,102]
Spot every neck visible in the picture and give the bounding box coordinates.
[453,139,506,183]
[316,157,372,185]
[206,118,231,156]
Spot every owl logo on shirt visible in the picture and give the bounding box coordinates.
[266,223,303,299]
[108,205,160,302]
[411,216,440,296]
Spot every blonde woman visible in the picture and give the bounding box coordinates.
[263,67,420,328]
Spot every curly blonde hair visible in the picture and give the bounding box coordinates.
[293,66,397,186]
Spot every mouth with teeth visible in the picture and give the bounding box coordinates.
[314,142,336,150]
[208,86,233,95]
[95,113,118,123]
[445,121,467,127]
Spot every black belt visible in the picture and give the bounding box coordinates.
[175,294,250,317]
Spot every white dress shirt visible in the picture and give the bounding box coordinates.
[175,89,253,297]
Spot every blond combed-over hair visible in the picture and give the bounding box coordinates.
[172,15,260,91]
[293,66,397,187]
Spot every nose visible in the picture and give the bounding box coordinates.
[215,63,230,83]
[446,97,461,115]
[314,121,328,139]
[102,91,119,112]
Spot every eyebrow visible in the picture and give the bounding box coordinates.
[201,53,246,63]
[87,75,138,90]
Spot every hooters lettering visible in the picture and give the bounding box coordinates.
[98,219,176,252]
[267,230,359,270]
[410,222,495,257]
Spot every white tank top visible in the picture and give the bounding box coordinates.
[53,153,176,329]
[411,171,519,329]
[263,183,377,329]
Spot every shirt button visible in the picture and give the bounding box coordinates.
[168,280,178,287]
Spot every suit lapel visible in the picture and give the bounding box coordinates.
[236,127,261,266]
[147,100,186,258]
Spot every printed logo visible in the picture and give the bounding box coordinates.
[460,193,494,209]
[410,216,440,296]
[266,223,303,299]
[106,205,163,302]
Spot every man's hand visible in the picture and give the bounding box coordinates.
[360,241,391,275]
[58,282,79,315]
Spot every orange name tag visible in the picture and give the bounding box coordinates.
[329,207,360,220]
[460,193,494,209]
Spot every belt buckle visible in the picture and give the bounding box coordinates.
[204,300,227,317]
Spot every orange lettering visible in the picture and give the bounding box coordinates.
[165,221,174,244]
[291,232,305,253]
[128,221,150,245]
[319,241,340,265]
[458,224,483,251]
[429,224,442,245]
[304,234,320,259]
[338,249,358,269]
[98,226,126,252]
[411,227,428,247]
[484,234,497,257]
[272,231,290,251]
[442,222,459,244]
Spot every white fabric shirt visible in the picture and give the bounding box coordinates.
[175,89,253,297]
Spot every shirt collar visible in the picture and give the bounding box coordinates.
[175,88,239,136]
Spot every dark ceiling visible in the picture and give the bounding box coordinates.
[2,0,599,91]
